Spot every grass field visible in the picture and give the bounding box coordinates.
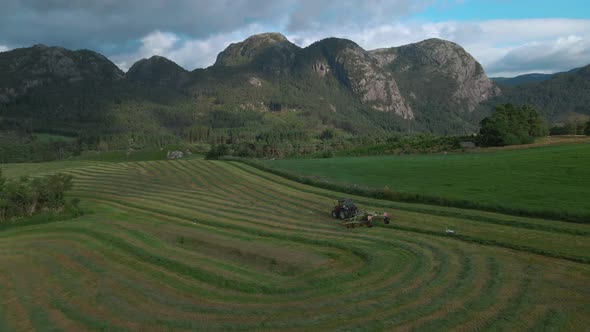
[0,157,589,330]
[263,143,590,221]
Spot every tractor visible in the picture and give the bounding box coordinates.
[331,198,391,228]
[331,198,359,220]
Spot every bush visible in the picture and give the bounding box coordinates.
[321,149,335,158]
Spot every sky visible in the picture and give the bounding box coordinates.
[0,0,589,77]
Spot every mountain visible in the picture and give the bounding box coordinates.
[0,44,189,136]
[214,32,298,75]
[0,44,124,104]
[0,33,500,147]
[492,73,553,87]
[297,38,413,119]
[0,44,127,134]
[491,66,587,87]
[486,64,590,121]
[370,39,499,133]
[127,55,190,89]
[205,35,498,133]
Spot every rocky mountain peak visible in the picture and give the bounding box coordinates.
[245,32,289,44]
[303,37,413,119]
[376,38,500,112]
[213,32,298,69]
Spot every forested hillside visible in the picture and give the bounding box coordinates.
[487,65,590,122]
[0,34,498,150]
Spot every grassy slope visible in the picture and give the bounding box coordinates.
[263,143,590,220]
[0,158,588,330]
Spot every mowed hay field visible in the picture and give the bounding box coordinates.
[263,143,590,221]
[1,158,590,330]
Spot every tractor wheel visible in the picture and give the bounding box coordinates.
[331,210,337,218]
[338,210,347,220]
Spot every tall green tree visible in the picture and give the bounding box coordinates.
[479,104,547,147]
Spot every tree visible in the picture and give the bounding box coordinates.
[585,120,590,136]
[0,172,74,221]
[478,104,547,147]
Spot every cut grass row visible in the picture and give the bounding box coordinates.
[0,158,589,330]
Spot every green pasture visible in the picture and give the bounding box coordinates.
[263,143,590,221]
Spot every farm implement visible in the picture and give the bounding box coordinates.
[331,198,391,228]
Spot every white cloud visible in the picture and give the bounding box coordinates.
[140,31,179,57]
[112,25,271,71]
[488,35,590,76]
[0,45,10,53]
[113,31,180,70]
[112,18,590,77]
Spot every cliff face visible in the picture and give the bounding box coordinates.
[291,37,497,122]
[374,38,499,112]
[303,38,413,119]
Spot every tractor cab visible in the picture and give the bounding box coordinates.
[332,198,359,219]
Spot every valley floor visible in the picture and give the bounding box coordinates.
[0,158,589,331]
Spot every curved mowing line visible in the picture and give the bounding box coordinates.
[72,182,353,240]
[416,257,503,330]
[2,158,589,330]
[72,177,330,229]
[63,197,448,306]
[340,247,468,329]
[73,178,590,264]
[83,200,414,300]
[25,226,380,296]
[227,161,590,235]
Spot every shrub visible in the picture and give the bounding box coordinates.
[321,149,335,158]
[0,171,74,221]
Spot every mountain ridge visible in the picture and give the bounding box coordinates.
[0,33,512,142]
[485,63,590,122]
